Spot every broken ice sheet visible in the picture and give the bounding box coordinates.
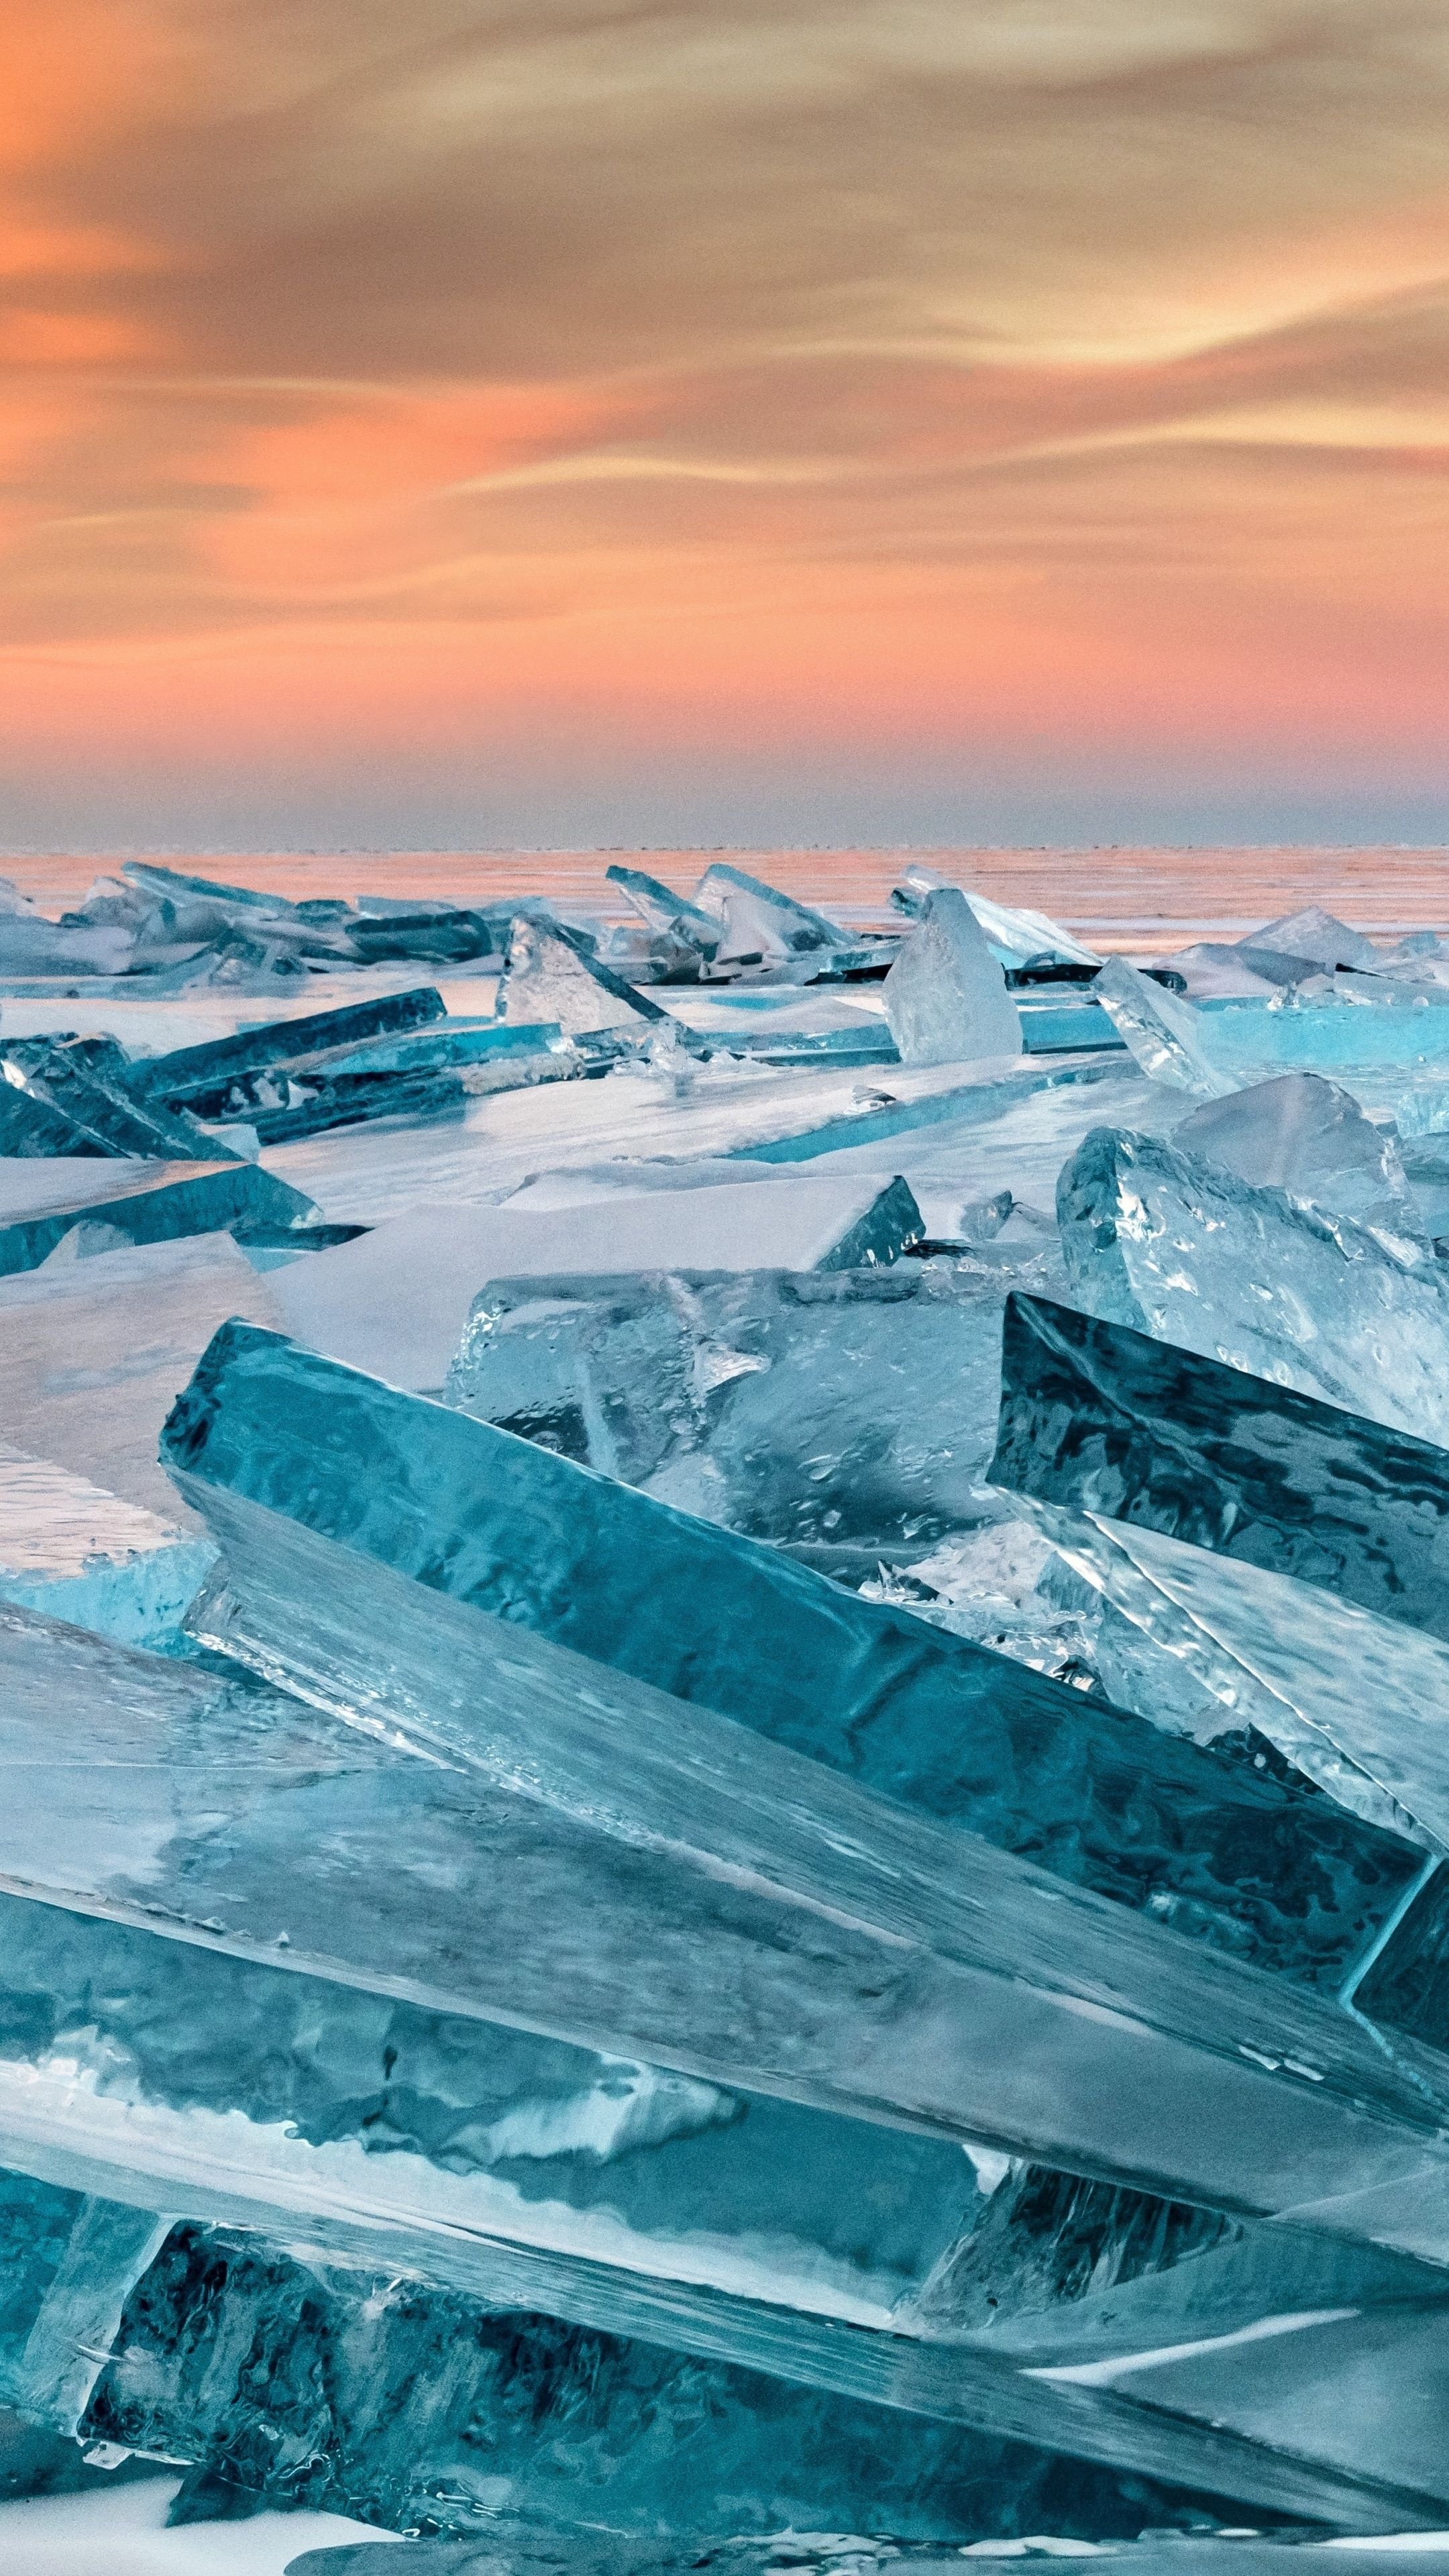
[270,1177,923,1389]
[178,1320,1422,1992]
[692,863,879,979]
[991,1291,1449,1645]
[889,864,1101,973]
[445,1260,1031,1564]
[1011,1495,1449,1854]
[1057,1123,1449,1441]
[57,2204,1252,2545]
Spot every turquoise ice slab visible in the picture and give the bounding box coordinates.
[0,1036,225,1161]
[283,2535,1449,2576]
[1057,1125,1449,1442]
[175,1321,1417,1990]
[991,1293,1449,1642]
[0,2173,1423,2542]
[0,1160,319,1278]
[138,986,447,1114]
[70,2215,1230,2543]
[2,1615,1438,2527]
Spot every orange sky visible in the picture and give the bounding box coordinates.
[4,1,1449,847]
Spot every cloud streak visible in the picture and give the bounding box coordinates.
[3,0,1449,840]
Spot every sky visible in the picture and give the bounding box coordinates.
[3,0,1449,851]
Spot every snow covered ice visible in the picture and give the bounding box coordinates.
[11,859,1449,2569]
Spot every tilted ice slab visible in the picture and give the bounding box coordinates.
[270,1177,922,1389]
[0,1609,1440,2530]
[0,1445,213,1644]
[1057,1125,1449,1442]
[1010,1500,1449,1861]
[0,2169,1260,2548]
[991,1292,1449,1646]
[890,863,1101,971]
[186,1319,1419,1990]
[1091,961,1237,1100]
[0,1157,318,1279]
[147,1324,1449,2272]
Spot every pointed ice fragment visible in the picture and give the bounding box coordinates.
[1018,1500,1449,1858]
[447,1260,1018,1557]
[1242,907,1380,974]
[269,1179,923,1388]
[882,891,1023,1067]
[1089,961,1236,1098]
[1173,1073,1419,1241]
[604,863,721,958]
[692,865,875,979]
[496,913,671,1044]
[991,1291,1449,1645]
[1057,1125,1449,1441]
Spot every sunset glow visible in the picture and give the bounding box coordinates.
[4,1,1449,845]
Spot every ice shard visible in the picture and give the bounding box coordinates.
[164,1323,1433,2008]
[881,890,1023,1067]
[1008,1498,1449,1858]
[692,865,879,980]
[0,1035,229,1161]
[268,1179,923,1389]
[0,1446,213,1644]
[135,987,449,1118]
[0,1613,1443,2528]
[604,863,722,967]
[1089,961,1237,1099]
[0,1159,320,1280]
[1173,1073,1419,1241]
[991,1291,1449,1644]
[445,1260,1028,1563]
[1057,1124,1449,1442]
[218,1020,572,1147]
[495,914,672,1046]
